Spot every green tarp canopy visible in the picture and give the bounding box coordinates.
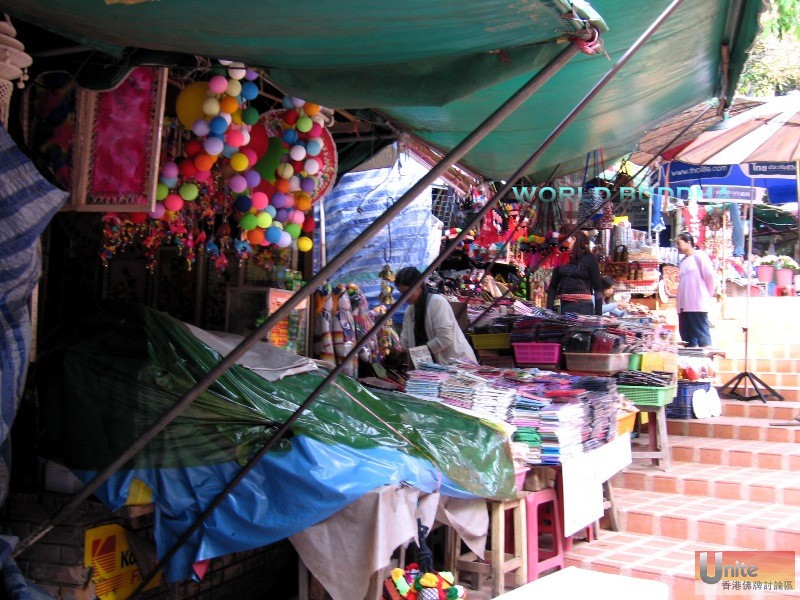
[3,0,763,180]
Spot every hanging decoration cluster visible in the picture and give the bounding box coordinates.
[101,59,336,271]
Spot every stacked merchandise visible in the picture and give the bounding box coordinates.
[439,373,486,411]
[404,369,450,399]
[470,383,517,422]
[575,376,619,450]
[508,390,547,465]
[538,400,587,464]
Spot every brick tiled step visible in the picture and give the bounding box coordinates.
[711,384,800,402]
[565,532,800,599]
[666,416,800,442]
[715,372,800,388]
[721,399,800,421]
[709,344,800,360]
[668,436,800,470]
[614,488,800,550]
[611,462,800,506]
[718,358,800,374]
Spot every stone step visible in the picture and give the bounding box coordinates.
[708,381,800,401]
[718,358,800,374]
[566,532,800,599]
[612,462,800,506]
[714,372,800,389]
[613,488,800,550]
[707,344,800,360]
[721,399,800,421]
[666,415,800,442]
[668,436,800,471]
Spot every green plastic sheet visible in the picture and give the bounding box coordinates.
[38,302,515,499]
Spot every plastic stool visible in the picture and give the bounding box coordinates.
[455,496,527,597]
[525,487,564,581]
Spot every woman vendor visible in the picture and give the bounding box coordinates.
[394,266,477,365]
[546,229,603,316]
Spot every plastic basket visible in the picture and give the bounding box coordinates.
[469,333,511,350]
[617,384,676,406]
[564,352,630,374]
[513,342,561,366]
[628,353,642,371]
[666,381,712,419]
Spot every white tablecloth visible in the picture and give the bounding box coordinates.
[494,566,669,599]
[290,485,488,600]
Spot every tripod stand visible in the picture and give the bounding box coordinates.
[717,194,783,403]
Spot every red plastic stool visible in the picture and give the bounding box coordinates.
[524,487,564,581]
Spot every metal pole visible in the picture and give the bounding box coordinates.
[319,197,328,268]
[14,42,581,559]
[795,159,800,263]
[126,5,686,593]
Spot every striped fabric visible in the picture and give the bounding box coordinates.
[314,151,442,308]
[0,127,68,505]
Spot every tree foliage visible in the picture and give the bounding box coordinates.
[736,1,800,96]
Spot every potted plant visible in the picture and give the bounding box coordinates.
[774,255,799,288]
[756,255,778,283]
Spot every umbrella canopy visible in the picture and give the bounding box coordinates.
[676,95,800,165]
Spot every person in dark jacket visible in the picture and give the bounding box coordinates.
[546,230,603,315]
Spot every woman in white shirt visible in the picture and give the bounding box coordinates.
[394,266,478,365]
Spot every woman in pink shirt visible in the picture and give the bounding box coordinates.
[676,232,716,347]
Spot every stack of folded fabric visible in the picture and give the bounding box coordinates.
[404,369,450,399]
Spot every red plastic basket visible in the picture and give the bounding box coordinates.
[512,342,561,366]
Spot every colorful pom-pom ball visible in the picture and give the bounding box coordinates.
[291,97,305,108]
[285,223,301,239]
[161,161,179,179]
[209,116,228,135]
[296,236,313,252]
[229,174,248,193]
[283,109,299,126]
[240,81,259,101]
[244,68,259,81]
[265,226,282,244]
[290,159,305,174]
[192,119,211,137]
[242,106,259,126]
[229,152,249,172]
[246,227,265,245]
[179,183,199,201]
[276,230,292,248]
[296,116,313,133]
[271,192,289,209]
[219,95,239,115]
[239,213,258,231]
[234,195,253,213]
[281,96,295,109]
[194,169,212,183]
[225,129,245,148]
[227,66,246,80]
[185,139,203,157]
[306,139,323,157]
[164,194,184,212]
[282,129,299,145]
[289,175,302,192]
[194,153,215,172]
[221,144,238,158]
[302,215,316,233]
[244,169,261,188]
[226,79,242,97]
[241,148,258,166]
[208,75,228,95]
[256,211,273,229]
[303,102,320,117]
[179,158,198,178]
[149,202,166,219]
[251,191,269,210]
[203,97,221,116]
[275,163,294,180]
[289,209,306,225]
[304,158,321,175]
[160,176,178,188]
[290,145,307,162]
[301,177,317,193]
[274,178,291,194]
[275,208,289,224]
[204,136,225,156]
[265,205,277,218]
[308,123,324,138]
[156,182,169,201]
[294,192,312,212]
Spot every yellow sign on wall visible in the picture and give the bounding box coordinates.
[84,524,160,599]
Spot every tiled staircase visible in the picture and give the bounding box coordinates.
[564,297,800,599]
